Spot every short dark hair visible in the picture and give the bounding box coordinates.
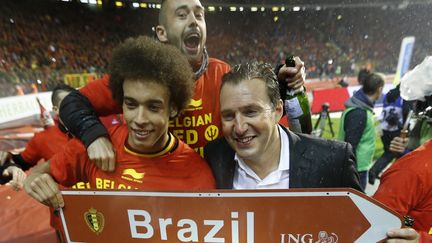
[362,72,385,95]
[221,62,281,108]
[109,36,193,116]
[357,68,370,85]
[51,83,75,107]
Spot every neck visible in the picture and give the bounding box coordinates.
[243,126,281,180]
[192,48,209,80]
[366,94,376,104]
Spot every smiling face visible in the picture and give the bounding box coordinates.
[123,79,171,154]
[220,78,283,164]
[156,0,207,69]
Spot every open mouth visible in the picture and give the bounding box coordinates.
[183,34,200,53]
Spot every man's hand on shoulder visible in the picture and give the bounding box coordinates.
[87,137,116,172]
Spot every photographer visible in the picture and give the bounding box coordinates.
[368,84,405,185]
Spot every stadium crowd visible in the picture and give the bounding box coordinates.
[1,0,431,242]
[1,0,431,97]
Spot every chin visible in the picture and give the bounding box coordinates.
[236,149,256,160]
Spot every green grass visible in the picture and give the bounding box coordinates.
[312,117,384,161]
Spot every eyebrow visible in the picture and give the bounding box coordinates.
[175,4,205,12]
[123,96,165,104]
[220,104,263,113]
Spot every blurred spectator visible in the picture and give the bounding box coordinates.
[368,84,404,185]
[338,73,384,190]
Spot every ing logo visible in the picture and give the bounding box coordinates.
[316,231,338,243]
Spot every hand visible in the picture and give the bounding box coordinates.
[384,228,419,242]
[277,56,306,90]
[0,151,11,166]
[87,137,116,172]
[3,166,26,191]
[389,136,409,154]
[24,173,64,208]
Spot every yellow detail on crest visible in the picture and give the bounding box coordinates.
[84,208,105,235]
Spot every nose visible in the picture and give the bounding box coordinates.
[134,107,149,126]
[233,114,248,136]
[188,13,198,27]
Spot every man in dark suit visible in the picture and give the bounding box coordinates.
[204,61,420,242]
[204,61,362,191]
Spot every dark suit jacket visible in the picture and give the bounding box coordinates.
[204,126,363,192]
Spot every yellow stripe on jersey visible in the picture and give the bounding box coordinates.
[124,133,176,158]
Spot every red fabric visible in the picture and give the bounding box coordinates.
[17,125,69,241]
[373,140,432,238]
[99,114,122,129]
[311,87,350,114]
[79,74,122,116]
[79,59,231,156]
[279,114,289,128]
[20,126,69,165]
[50,125,216,190]
[0,185,56,243]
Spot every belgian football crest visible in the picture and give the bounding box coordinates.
[84,207,105,235]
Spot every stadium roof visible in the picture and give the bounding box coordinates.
[200,0,432,7]
[125,0,432,10]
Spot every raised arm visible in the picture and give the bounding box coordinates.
[275,57,312,134]
[59,76,118,171]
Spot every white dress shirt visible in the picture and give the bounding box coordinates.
[233,125,290,189]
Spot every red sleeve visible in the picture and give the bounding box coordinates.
[49,139,90,187]
[20,134,43,165]
[419,231,432,243]
[373,166,423,217]
[79,75,122,116]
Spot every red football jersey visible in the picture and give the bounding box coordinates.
[20,126,69,164]
[80,58,231,156]
[374,140,432,236]
[50,125,216,191]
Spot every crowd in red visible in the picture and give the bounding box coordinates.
[0,0,431,97]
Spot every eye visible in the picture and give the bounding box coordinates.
[221,113,235,121]
[195,11,204,19]
[177,10,187,19]
[148,104,162,112]
[244,109,259,117]
[124,100,137,109]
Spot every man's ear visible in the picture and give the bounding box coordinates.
[275,99,284,122]
[156,25,168,43]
